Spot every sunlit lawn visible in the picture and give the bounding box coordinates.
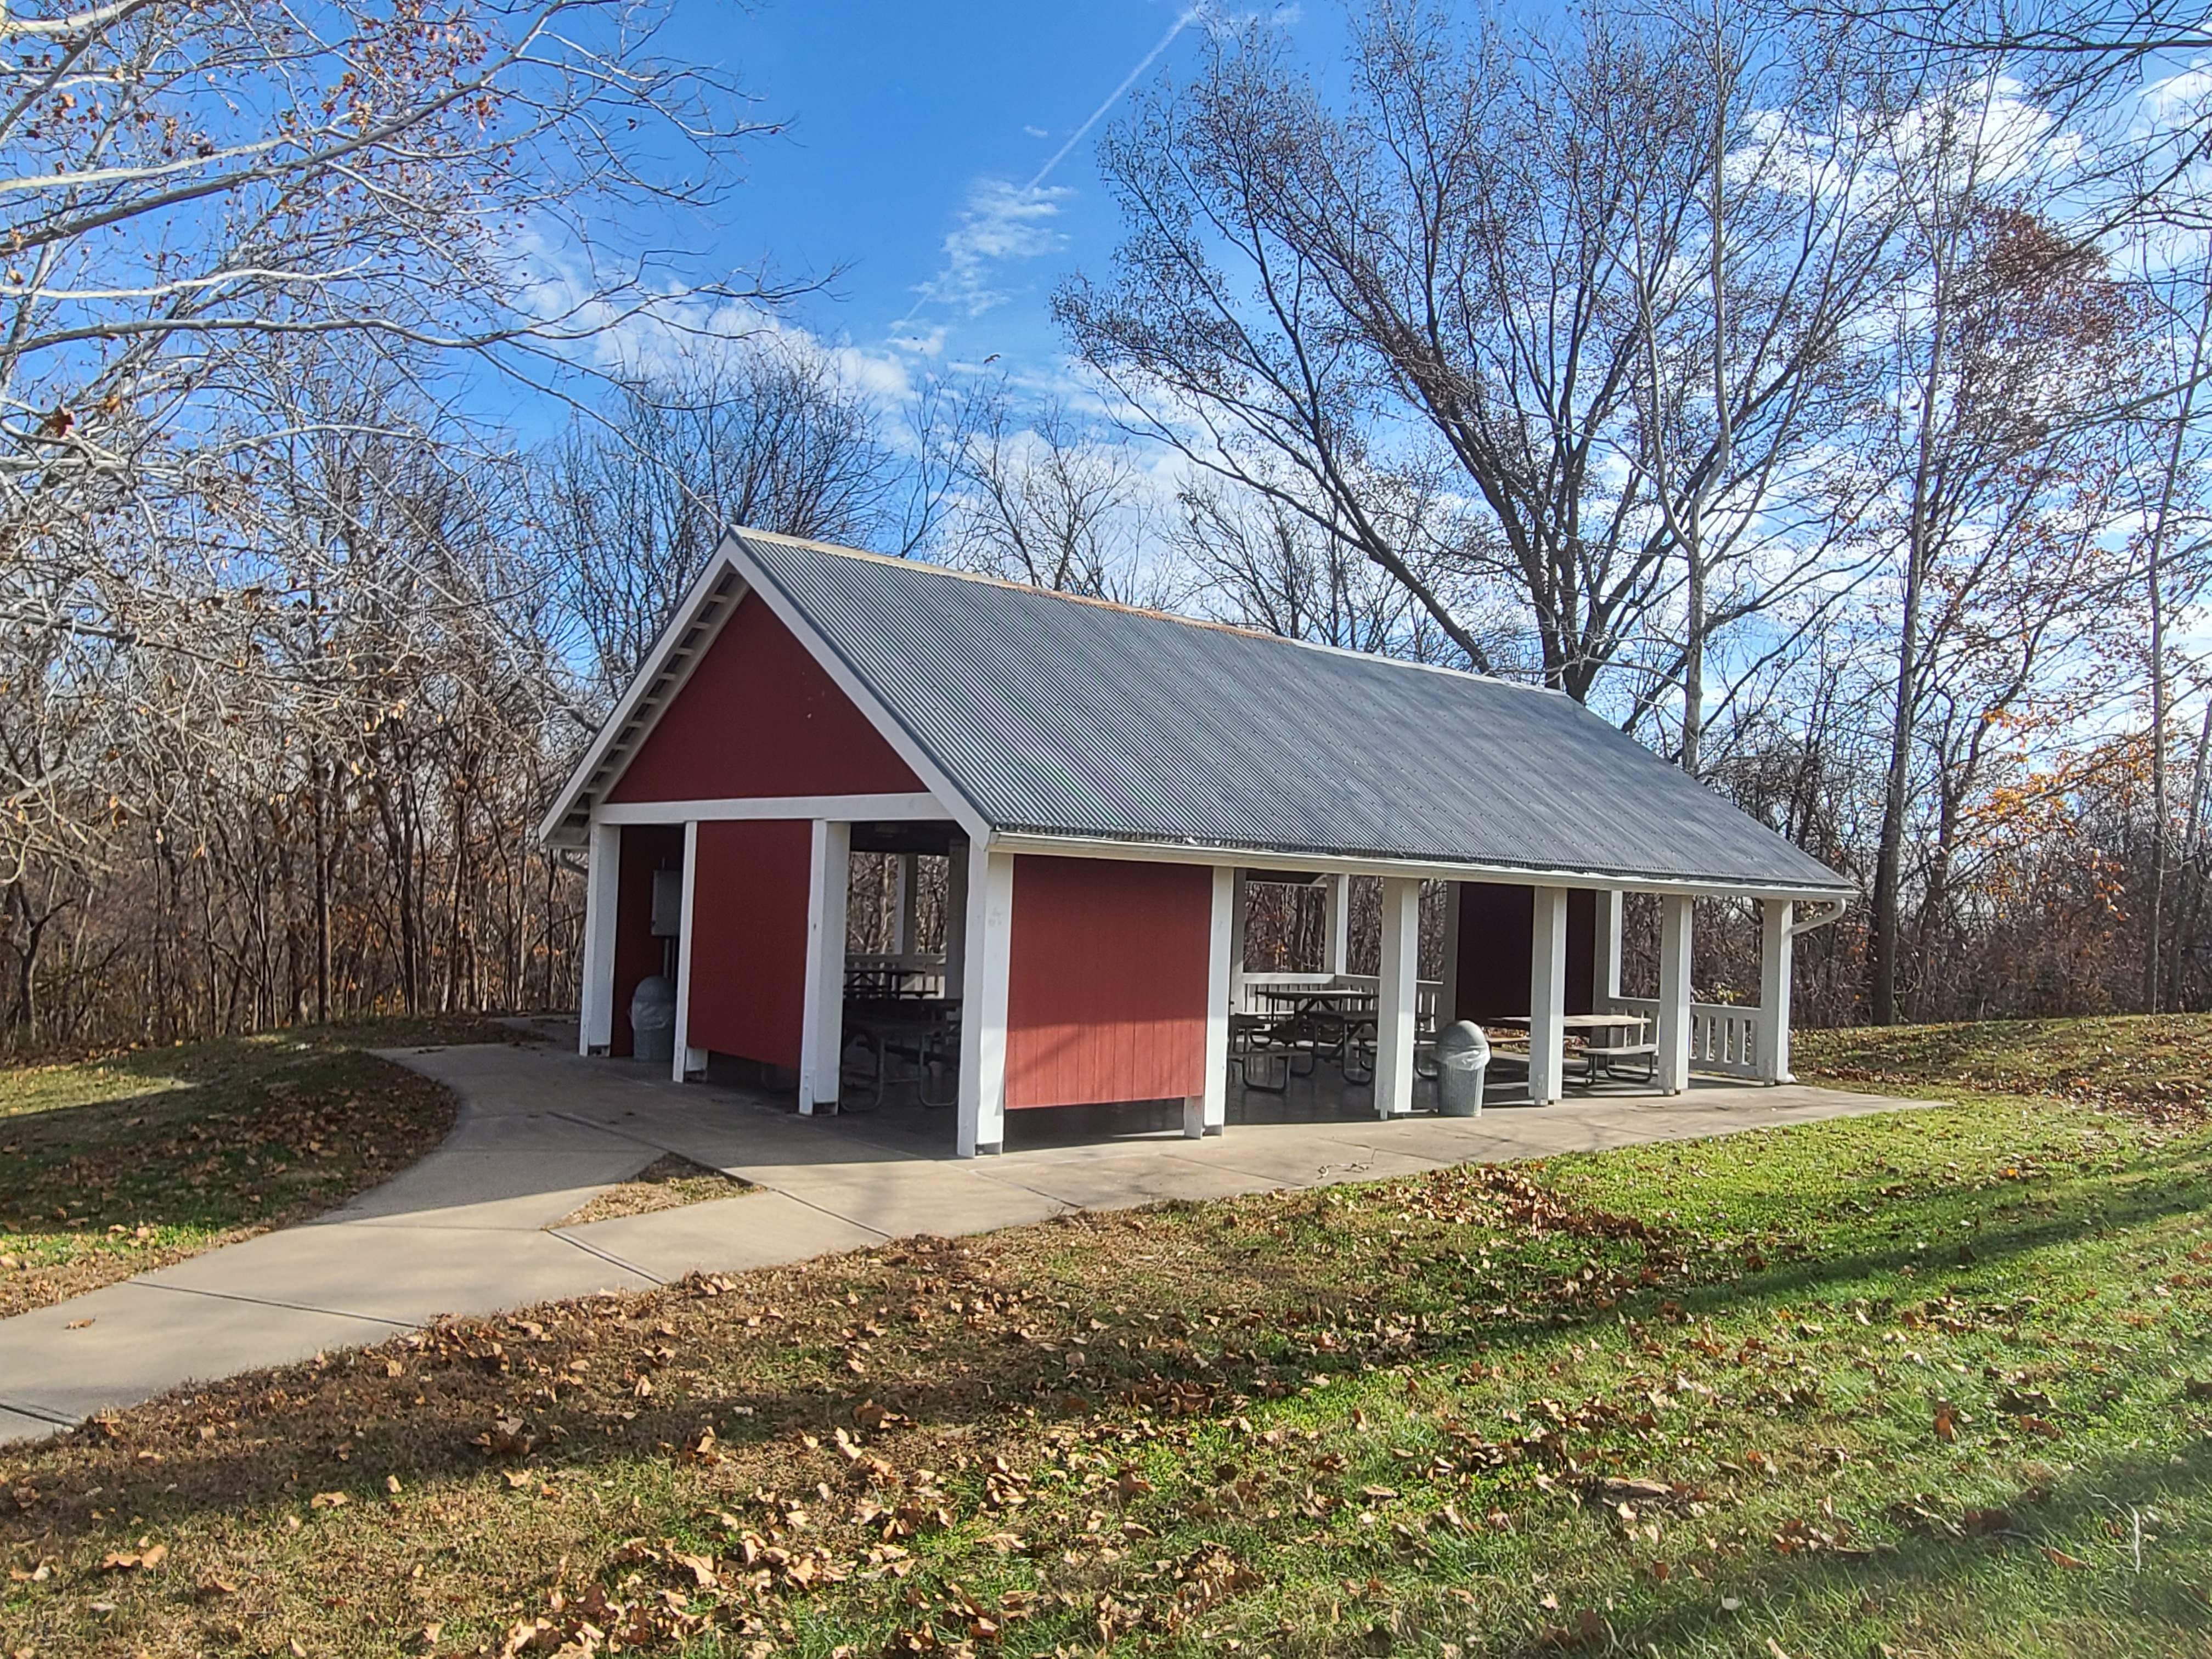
[0,1015,499,1317]
[2,1018,2209,1656]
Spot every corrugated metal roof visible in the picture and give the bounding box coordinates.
[732,533,1850,895]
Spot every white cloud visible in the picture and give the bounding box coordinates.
[906,178,1073,319]
[1023,124,1049,139]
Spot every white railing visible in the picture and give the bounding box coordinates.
[847,952,946,998]
[1606,996,1764,1080]
[1234,972,1443,1029]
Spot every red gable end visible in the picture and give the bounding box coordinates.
[606,592,925,804]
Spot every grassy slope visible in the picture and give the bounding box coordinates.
[1,1018,2209,1657]
[0,1015,501,1317]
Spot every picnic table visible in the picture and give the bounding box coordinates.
[1246,986,1381,1083]
[1488,1011,1656,1083]
[841,997,961,1110]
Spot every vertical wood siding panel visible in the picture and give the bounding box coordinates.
[685,819,812,1069]
[608,595,923,803]
[1003,856,1211,1109]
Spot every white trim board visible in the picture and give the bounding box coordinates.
[596,793,951,826]
[983,832,1855,906]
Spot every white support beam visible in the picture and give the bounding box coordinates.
[799,820,851,1114]
[1657,894,1695,1095]
[1374,876,1422,1117]
[1185,864,1236,1138]
[1229,870,1251,1009]
[579,821,620,1055]
[1323,873,1350,977]
[1527,885,1568,1105]
[893,853,919,963]
[956,843,1014,1157]
[672,821,704,1083]
[1758,898,1795,1084]
[598,792,949,827]
[1593,887,1624,1005]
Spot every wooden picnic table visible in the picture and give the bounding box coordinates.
[1488,1011,1655,1083]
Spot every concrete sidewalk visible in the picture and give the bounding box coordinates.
[0,1038,1927,1440]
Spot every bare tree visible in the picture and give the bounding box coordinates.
[0,0,793,884]
[1173,479,1483,661]
[1057,2,1908,716]
[1859,92,2143,1021]
[540,340,898,698]
[941,396,1169,603]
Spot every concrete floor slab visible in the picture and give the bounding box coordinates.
[1176,1135,1457,1189]
[138,1223,658,1323]
[324,1149,658,1229]
[760,1159,1070,1239]
[1002,1150,1291,1210]
[0,1403,70,1442]
[558,1190,884,1280]
[0,1281,403,1436]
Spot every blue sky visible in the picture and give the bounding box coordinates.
[642,1,1288,395]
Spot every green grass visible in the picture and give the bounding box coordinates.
[0,1014,499,1316]
[1796,1013,2212,1121]
[3,1020,2210,1656]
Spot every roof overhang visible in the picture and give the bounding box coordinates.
[984,830,1857,905]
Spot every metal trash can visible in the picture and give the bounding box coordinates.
[629,973,676,1064]
[1434,1020,1489,1117]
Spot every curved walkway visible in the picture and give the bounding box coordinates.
[0,1037,1926,1441]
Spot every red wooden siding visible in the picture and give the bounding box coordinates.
[684,819,812,1070]
[1452,882,1596,1022]
[1004,856,1212,1110]
[607,594,924,804]
[612,823,685,1057]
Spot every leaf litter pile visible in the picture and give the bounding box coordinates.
[551,1155,754,1230]
[5,1096,2212,1657]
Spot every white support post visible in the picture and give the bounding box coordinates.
[1593,887,1624,1006]
[1323,873,1350,978]
[1758,898,1795,1085]
[1438,881,1462,1026]
[1229,870,1251,1011]
[943,842,969,999]
[1657,894,1695,1095]
[956,843,1013,1157]
[579,821,620,1055]
[671,821,704,1083]
[1527,885,1568,1105]
[1185,864,1236,1138]
[798,820,851,1114]
[892,852,918,963]
[1374,876,1422,1117]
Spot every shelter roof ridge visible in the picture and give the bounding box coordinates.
[729,529,1561,701]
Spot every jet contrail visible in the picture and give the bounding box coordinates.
[1026,6,1200,193]
[895,5,1203,328]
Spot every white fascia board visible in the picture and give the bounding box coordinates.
[985,831,1855,905]
[720,533,993,845]
[596,793,952,826]
[535,552,752,847]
